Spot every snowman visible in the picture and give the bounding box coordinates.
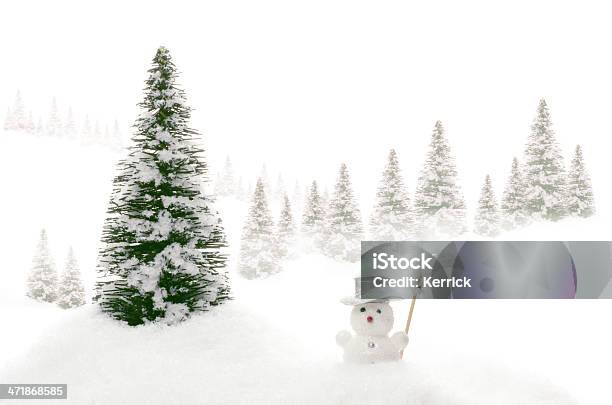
[336,299,409,364]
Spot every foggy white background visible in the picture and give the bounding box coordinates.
[1,0,611,211]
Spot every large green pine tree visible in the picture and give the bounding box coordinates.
[500,157,529,230]
[239,178,280,278]
[95,47,229,326]
[523,99,567,221]
[474,175,500,237]
[566,145,595,217]
[414,121,466,235]
[323,163,362,262]
[369,149,413,240]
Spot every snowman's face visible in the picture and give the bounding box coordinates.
[350,302,394,336]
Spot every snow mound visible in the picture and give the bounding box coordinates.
[1,302,576,405]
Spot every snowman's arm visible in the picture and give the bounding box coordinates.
[336,330,352,347]
[391,331,409,351]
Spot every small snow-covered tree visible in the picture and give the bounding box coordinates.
[275,194,296,259]
[46,97,63,136]
[13,91,27,130]
[35,117,44,135]
[369,149,413,240]
[93,121,102,143]
[64,107,77,138]
[322,163,362,261]
[57,248,86,309]
[81,115,92,143]
[216,156,236,197]
[321,187,330,210]
[292,180,303,211]
[523,99,566,221]
[566,145,595,217]
[259,164,270,193]
[26,229,58,302]
[239,178,280,278]
[95,47,229,326]
[214,172,222,194]
[301,180,325,240]
[236,177,246,200]
[5,91,28,130]
[25,111,35,133]
[414,121,466,236]
[4,108,14,130]
[274,174,285,200]
[500,157,529,230]
[474,175,500,237]
[104,125,111,146]
[112,119,123,149]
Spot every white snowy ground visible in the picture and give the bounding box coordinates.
[1,131,611,404]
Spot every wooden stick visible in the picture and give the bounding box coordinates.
[400,294,417,359]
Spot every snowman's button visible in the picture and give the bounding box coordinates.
[368,340,376,349]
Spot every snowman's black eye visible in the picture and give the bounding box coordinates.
[360,307,366,312]
[376,309,382,314]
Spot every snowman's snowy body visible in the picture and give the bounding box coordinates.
[336,302,408,364]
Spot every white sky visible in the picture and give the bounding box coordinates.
[1,0,611,212]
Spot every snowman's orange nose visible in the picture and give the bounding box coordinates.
[367,316,373,323]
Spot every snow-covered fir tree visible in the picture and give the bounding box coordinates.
[112,119,123,148]
[95,47,229,326]
[322,164,362,262]
[414,121,466,236]
[239,178,280,278]
[35,117,44,135]
[81,115,92,143]
[566,145,595,217]
[274,174,285,200]
[500,157,529,230]
[320,187,330,215]
[105,124,112,146]
[259,164,270,192]
[93,120,101,142]
[292,180,303,210]
[474,175,500,237]
[213,172,222,195]
[369,149,413,240]
[523,99,567,221]
[13,91,27,129]
[216,156,236,197]
[275,194,296,259]
[46,97,63,136]
[236,177,246,200]
[301,180,325,241]
[26,229,58,303]
[25,111,35,133]
[64,107,76,138]
[3,108,13,130]
[6,90,28,130]
[57,247,86,309]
